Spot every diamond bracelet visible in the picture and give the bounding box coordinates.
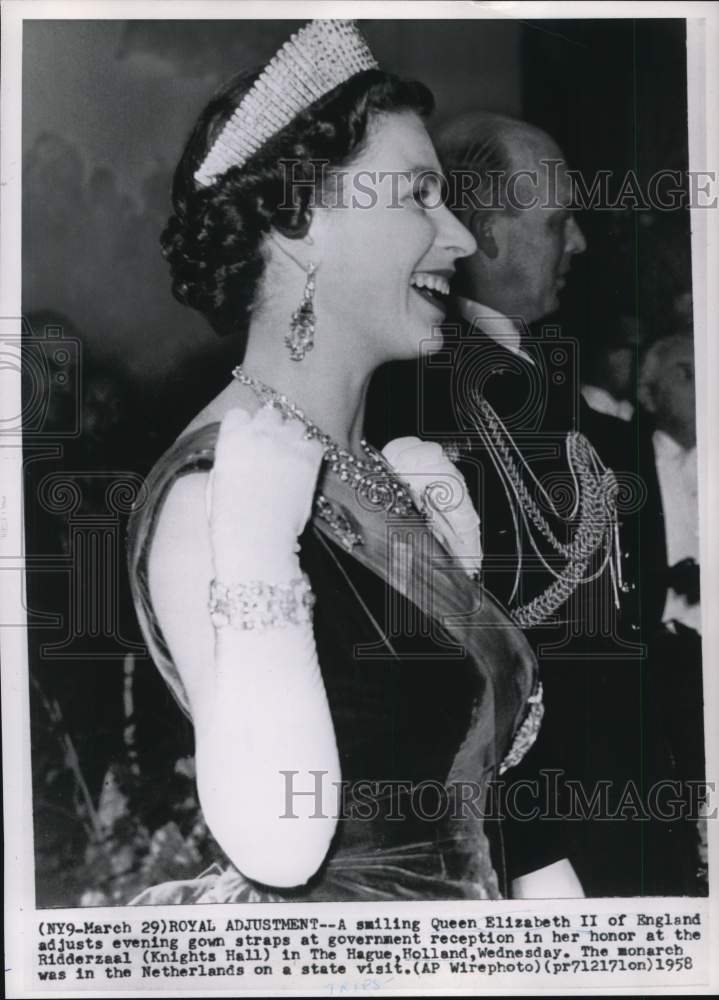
[208,575,316,631]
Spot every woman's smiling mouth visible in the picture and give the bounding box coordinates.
[410,271,451,311]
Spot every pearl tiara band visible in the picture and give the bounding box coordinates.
[193,19,378,188]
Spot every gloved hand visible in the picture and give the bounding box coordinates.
[208,405,324,581]
[382,436,482,577]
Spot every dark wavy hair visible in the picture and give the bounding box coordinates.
[161,69,434,340]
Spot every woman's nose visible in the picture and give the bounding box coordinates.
[435,202,478,259]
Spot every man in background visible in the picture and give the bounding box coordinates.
[436,111,586,350]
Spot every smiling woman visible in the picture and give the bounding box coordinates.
[126,19,540,904]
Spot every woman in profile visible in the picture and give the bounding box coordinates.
[127,19,548,903]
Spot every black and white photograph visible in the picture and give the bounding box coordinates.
[2,1,718,995]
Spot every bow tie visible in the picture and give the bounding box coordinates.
[666,558,700,604]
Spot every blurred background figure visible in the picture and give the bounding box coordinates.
[633,331,705,895]
[580,316,643,422]
[637,332,699,634]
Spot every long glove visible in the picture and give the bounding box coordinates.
[196,405,340,888]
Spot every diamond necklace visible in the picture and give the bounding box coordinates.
[231,366,416,518]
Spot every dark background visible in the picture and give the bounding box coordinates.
[22,18,692,906]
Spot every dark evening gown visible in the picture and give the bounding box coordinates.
[126,423,541,903]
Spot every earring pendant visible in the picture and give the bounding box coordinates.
[285,263,317,361]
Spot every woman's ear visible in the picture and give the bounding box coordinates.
[637,378,656,414]
[268,226,316,273]
[272,202,313,241]
[469,210,500,261]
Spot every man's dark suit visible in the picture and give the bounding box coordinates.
[586,407,705,896]
[367,316,705,896]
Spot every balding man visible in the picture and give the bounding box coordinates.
[435,111,586,337]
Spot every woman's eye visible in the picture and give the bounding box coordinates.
[412,183,431,206]
[410,175,443,208]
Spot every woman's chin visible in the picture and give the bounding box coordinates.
[379,316,445,363]
[416,326,446,357]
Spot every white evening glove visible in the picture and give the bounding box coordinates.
[383,436,483,577]
[208,404,324,580]
[195,405,340,888]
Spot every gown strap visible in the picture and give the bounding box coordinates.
[126,423,221,717]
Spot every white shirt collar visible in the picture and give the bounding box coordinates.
[653,428,696,465]
[455,296,534,363]
[581,385,634,422]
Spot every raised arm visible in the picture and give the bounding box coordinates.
[147,407,340,888]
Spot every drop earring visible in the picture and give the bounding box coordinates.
[285,262,317,362]
[270,234,318,362]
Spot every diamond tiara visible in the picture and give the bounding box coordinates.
[194,19,379,188]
